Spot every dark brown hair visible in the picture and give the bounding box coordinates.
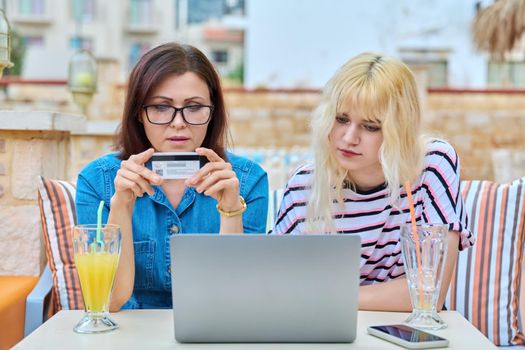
[114,42,228,160]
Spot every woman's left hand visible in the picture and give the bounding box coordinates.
[185,147,242,211]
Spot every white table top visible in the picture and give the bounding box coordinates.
[15,309,496,349]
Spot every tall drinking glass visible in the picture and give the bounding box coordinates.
[72,224,121,333]
[400,223,448,330]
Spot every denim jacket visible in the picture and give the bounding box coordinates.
[75,152,268,309]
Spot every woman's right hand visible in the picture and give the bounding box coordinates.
[109,148,161,311]
[112,148,162,205]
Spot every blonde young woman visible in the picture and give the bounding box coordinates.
[271,53,475,311]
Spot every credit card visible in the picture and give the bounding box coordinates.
[151,152,206,179]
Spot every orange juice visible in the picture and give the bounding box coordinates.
[75,252,119,313]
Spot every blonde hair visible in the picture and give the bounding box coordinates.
[307,52,428,233]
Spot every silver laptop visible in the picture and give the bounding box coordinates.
[170,234,361,343]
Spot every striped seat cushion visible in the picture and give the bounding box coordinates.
[445,178,525,346]
[37,176,84,311]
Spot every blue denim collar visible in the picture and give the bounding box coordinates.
[150,185,197,217]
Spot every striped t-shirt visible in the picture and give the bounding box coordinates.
[271,140,475,285]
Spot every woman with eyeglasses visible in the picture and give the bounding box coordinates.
[76,43,268,311]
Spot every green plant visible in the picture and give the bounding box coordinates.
[5,30,26,76]
[225,62,244,84]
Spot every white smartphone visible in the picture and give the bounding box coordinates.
[367,324,449,349]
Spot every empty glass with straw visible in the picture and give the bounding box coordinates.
[400,223,448,330]
[72,201,121,333]
[401,182,448,330]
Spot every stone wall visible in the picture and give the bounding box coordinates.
[0,112,85,276]
[225,90,320,149]
[224,89,525,182]
[424,92,525,182]
[70,121,120,179]
[4,84,524,183]
[62,88,525,184]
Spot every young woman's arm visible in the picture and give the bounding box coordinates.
[359,230,459,311]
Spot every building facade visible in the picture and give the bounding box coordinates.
[245,0,525,89]
[5,0,245,82]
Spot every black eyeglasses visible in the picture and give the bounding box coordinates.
[142,104,214,125]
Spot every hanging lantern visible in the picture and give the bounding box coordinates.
[0,9,13,78]
[68,49,97,115]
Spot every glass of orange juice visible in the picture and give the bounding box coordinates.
[72,224,121,333]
